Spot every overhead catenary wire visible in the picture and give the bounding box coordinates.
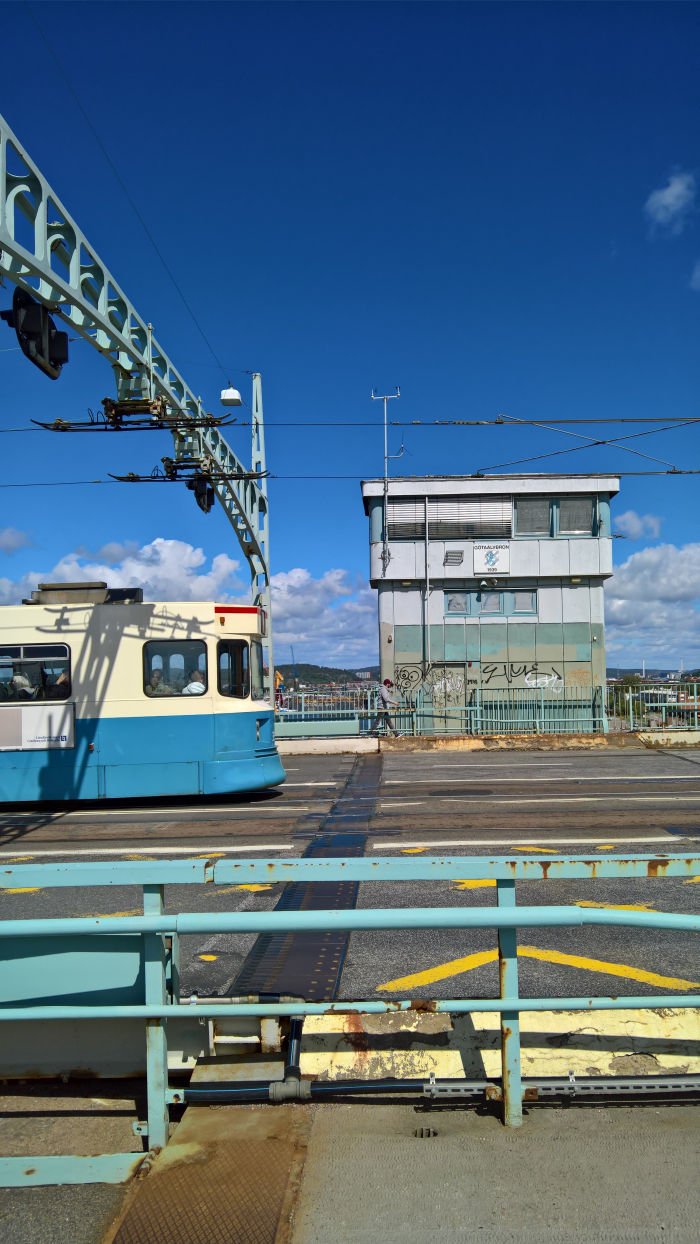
[1,469,700,489]
[474,417,700,475]
[1,416,699,433]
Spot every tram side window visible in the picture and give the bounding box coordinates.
[143,641,207,697]
[0,644,71,702]
[217,641,250,698]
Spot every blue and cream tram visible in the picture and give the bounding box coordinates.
[0,582,285,801]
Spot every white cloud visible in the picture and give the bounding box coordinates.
[607,542,700,603]
[644,172,695,235]
[0,540,379,666]
[613,510,662,541]
[0,527,31,554]
[0,538,244,608]
[605,542,700,665]
[270,567,377,664]
[690,260,700,292]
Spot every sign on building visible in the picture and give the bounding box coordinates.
[473,542,510,575]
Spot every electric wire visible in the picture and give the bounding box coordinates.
[1,469,699,489]
[1,417,699,433]
[474,417,700,474]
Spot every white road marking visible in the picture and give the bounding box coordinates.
[385,775,696,785]
[439,794,700,805]
[0,805,316,823]
[372,834,677,850]
[283,782,338,787]
[0,844,294,858]
[380,801,426,808]
[428,763,577,769]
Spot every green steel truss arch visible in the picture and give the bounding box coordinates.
[0,113,271,621]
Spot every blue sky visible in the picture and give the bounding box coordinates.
[1,1,700,668]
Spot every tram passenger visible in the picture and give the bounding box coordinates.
[181,669,206,695]
[52,670,71,698]
[10,673,35,700]
[145,669,172,696]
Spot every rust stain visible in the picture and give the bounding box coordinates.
[647,858,670,878]
[540,861,551,881]
[408,998,438,1013]
[23,1168,36,1176]
[342,1013,370,1054]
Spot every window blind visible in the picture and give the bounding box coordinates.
[386,497,512,539]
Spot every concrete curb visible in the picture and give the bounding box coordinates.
[277,731,700,756]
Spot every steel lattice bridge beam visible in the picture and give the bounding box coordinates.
[0,112,270,605]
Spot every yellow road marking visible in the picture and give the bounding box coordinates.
[518,945,700,993]
[377,949,498,991]
[401,847,427,854]
[195,852,225,859]
[5,887,41,894]
[451,879,496,890]
[377,946,700,994]
[574,900,657,913]
[511,846,560,853]
[198,954,218,962]
[88,909,141,919]
[683,876,700,884]
[216,883,274,894]
[125,854,151,861]
[596,844,616,851]
[4,856,33,863]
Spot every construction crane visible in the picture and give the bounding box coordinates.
[0,111,274,686]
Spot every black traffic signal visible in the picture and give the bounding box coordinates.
[187,473,216,513]
[0,288,69,380]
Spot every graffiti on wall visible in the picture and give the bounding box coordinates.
[394,665,466,706]
[426,667,466,707]
[482,663,563,690]
[394,664,424,694]
[395,661,564,697]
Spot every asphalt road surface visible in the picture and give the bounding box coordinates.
[2,745,699,1004]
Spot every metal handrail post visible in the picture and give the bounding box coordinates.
[497,878,522,1127]
[143,884,169,1151]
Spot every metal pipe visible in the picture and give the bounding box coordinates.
[183,1073,700,1107]
[285,1016,304,1079]
[1,904,697,938]
[3,853,697,890]
[1,994,698,1021]
[184,1078,477,1105]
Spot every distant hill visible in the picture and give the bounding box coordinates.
[276,663,380,687]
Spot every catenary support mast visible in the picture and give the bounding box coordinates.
[0,113,273,675]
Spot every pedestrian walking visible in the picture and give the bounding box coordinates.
[370,678,401,737]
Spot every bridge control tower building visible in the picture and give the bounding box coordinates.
[361,474,620,726]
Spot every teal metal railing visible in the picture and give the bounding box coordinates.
[0,852,698,1185]
[276,682,700,737]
